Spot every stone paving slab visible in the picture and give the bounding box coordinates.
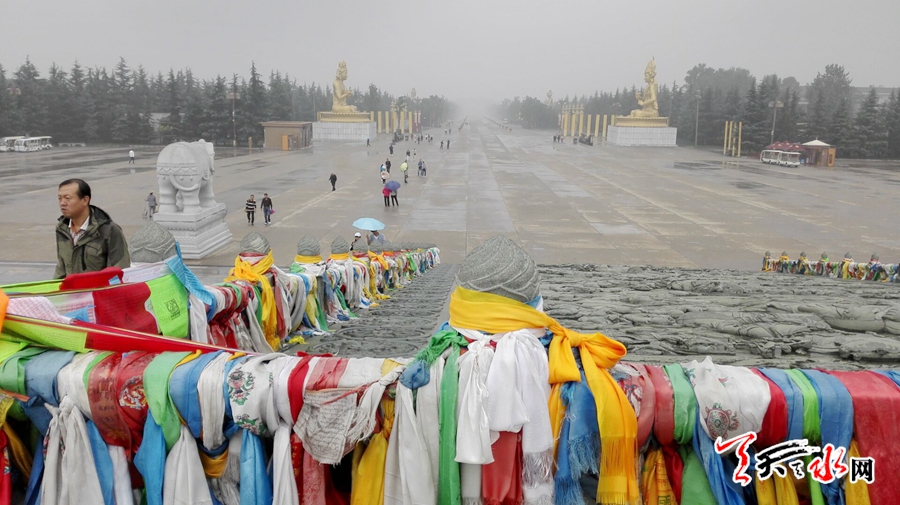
[1,120,900,278]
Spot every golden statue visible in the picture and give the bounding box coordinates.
[630,59,659,117]
[332,61,358,113]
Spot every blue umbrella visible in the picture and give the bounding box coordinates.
[385,180,401,191]
[353,217,385,231]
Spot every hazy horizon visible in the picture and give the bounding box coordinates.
[2,0,897,106]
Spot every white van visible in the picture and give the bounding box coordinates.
[760,150,782,164]
[0,136,24,152]
[777,151,800,168]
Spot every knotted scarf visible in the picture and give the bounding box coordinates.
[163,425,213,505]
[845,440,871,505]
[802,369,853,505]
[294,254,323,264]
[646,365,682,502]
[384,381,436,505]
[0,347,45,420]
[448,286,637,505]
[240,430,273,505]
[620,363,656,449]
[87,352,133,450]
[828,371,899,505]
[351,388,396,505]
[224,251,279,350]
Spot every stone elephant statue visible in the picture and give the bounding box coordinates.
[156,139,217,214]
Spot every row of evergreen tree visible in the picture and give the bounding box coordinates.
[496,64,900,158]
[0,57,457,146]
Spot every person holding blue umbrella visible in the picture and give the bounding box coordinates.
[352,217,386,245]
[384,180,401,207]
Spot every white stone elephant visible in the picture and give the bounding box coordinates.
[156,139,218,214]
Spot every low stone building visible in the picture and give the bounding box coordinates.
[261,121,313,150]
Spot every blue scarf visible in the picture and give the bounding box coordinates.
[691,400,746,505]
[240,431,273,505]
[876,369,900,388]
[170,351,221,439]
[760,367,805,441]
[23,350,75,505]
[802,370,853,505]
[167,243,217,320]
[87,419,116,505]
[134,414,167,505]
[553,369,600,505]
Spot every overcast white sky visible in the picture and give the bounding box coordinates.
[2,0,897,106]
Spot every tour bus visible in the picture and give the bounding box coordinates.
[0,136,24,152]
[14,136,52,152]
[759,150,782,164]
[776,151,801,168]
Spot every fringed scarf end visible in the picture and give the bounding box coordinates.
[567,433,600,476]
[553,478,585,505]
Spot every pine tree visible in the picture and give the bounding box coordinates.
[0,64,10,136]
[46,63,73,142]
[827,98,853,150]
[161,69,181,142]
[885,90,900,158]
[13,57,48,136]
[241,62,267,144]
[850,88,887,158]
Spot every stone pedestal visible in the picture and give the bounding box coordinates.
[606,126,677,147]
[153,203,232,259]
[313,122,376,141]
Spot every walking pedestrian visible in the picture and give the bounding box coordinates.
[406,149,410,158]
[389,144,394,155]
[447,139,451,149]
[329,173,337,191]
[381,170,389,184]
[245,194,256,225]
[401,161,409,183]
[390,189,399,206]
[421,160,427,176]
[129,149,135,164]
[145,191,157,218]
[55,179,130,278]
[385,159,392,173]
[413,148,416,157]
[382,185,391,207]
[440,140,444,149]
[261,193,273,225]
[366,138,370,146]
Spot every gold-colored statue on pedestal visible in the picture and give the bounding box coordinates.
[332,61,358,113]
[630,59,659,117]
[318,61,371,122]
[615,58,669,127]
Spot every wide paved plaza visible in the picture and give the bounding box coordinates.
[1,118,899,283]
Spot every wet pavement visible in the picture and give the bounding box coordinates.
[1,119,900,274]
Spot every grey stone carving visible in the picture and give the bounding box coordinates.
[297,235,321,256]
[240,232,271,255]
[129,220,177,263]
[456,235,540,303]
[331,236,350,255]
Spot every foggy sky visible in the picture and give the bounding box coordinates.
[2,0,897,107]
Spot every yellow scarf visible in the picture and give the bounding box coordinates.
[350,360,402,505]
[640,447,675,505]
[368,251,389,270]
[846,439,871,505]
[294,254,322,264]
[756,474,799,505]
[448,287,638,505]
[329,253,350,261]
[224,251,279,351]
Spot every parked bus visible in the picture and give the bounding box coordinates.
[14,136,52,152]
[759,150,782,164]
[0,136,24,152]
[776,151,800,168]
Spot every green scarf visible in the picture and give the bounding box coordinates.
[0,347,46,419]
[784,369,825,505]
[439,341,463,505]
[144,351,191,451]
[679,446,718,505]
[146,274,190,337]
[664,363,697,445]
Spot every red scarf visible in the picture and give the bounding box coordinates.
[752,369,788,448]
[88,353,132,450]
[482,431,523,505]
[647,365,682,502]
[828,370,900,505]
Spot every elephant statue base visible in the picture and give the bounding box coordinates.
[153,140,232,259]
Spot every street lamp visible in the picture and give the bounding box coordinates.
[694,91,701,147]
[227,88,241,149]
[769,100,784,145]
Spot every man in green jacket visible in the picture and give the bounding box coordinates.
[54,179,131,278]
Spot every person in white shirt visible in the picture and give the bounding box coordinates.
[128,149,135,164]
